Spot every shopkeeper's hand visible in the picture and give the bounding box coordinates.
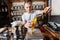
[24,21,33,29]
[44,6,51,13]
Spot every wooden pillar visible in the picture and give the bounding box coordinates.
[44,0,48,8]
